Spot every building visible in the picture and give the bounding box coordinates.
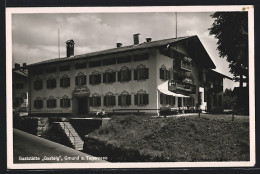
[13,64,29,109]
[24,35,230,117]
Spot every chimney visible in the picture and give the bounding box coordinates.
[23,63,26,67]
[66,39,75,57]
[146,38,152,42]
[133,33,140,45]
[14,63,20,69]
[116,43,122,48]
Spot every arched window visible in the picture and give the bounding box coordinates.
[160,64,170,80]
[47,76,57,89]
[134,89,149,106]
[104,92,115,107]
[34,97,43,109]
[134,64,149,81]
[47,96,57,108]
[60,95,70,108]
[118,66,131,82]
[60,74,70,88]
[75,72,86,86]
[90,93,101,108]
[118,90,131,107]
[89,71,101,85]
[34,77,43,90]
[103,68,116,83]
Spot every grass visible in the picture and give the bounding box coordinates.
[89,114,249,162]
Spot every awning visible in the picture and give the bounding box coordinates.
[158,81,190,98]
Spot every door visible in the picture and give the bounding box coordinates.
[78,97,88,114]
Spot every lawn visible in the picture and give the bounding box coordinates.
[87,114,249,162]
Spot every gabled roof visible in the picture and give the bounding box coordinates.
[26,35,216,69]
[210,69,233,80]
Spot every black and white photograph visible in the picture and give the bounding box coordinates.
[6,6,255,169]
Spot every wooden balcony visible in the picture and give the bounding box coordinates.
[168,81,193,93]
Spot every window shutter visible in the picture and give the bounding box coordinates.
[104,96,107,106]
[102,73,106,83]
[144,94,149,105]
[118,95,121,106]
[160,93,163,104]
[54,99,57,107]
[145,68,149,79]
[67,77,70,87]
[83,75,86,85]
[127,95,131,105]
[112,96,116,106]
[34,100,37,108]
[40,100,43,108]
[54,79,57,88]
[118,71,121,82]
[160,68,164,79]
[46,80,49,88]
[47,100,50,108]
[134,94,138,105]
[97,97,101,107]
[89,75,93,84]
[167,70,170,80]
[67,99,71,107]
[75,76,78,86]
[134,69,137,80]
[127,70,131,81]
[98,74,101,83]
[112,72,116,82]
[89,97,93,107]
[60,99,63,107]
[60,78,63,87]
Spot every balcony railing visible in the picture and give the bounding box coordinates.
[180,61,192,71]
[168,81,192,92]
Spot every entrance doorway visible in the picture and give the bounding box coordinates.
[78,97,88,114]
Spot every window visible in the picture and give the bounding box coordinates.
[103,68,116,83]
[103,58,116,66]
[90,93,101,108]
[47,76,57,89]
[89,61,102,68]
[218,95,222,106]
[13,83,24,89]
[89,71,101,85]
[104,92,116,107]
[60,74,70,88]
[117,56,132,64]
[134,90,149,106]
[34,97,43,109]
[118,66,131,82]
[134,64,149,81]
[133,53,149,61]
[47,96,57,108]
[75,62,86,69]
[60,95,70,108]
[33,69,43,75]
[34,78,43,90]
[59,65,70,71]
[160,65,170,80]
[75,72,86,86]
[118,91,131,107]
[46,67,56,73]
[160,93,175,106]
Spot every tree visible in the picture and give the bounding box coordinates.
[209,12,248,87]
[223,88,237,109]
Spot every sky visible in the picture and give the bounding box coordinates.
[11,12,239,89]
